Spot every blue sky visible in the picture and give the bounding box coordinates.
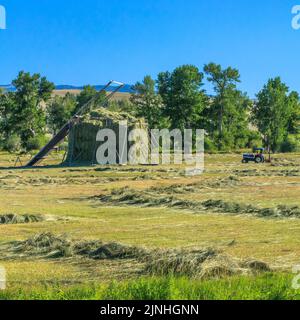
[0,0,299,97]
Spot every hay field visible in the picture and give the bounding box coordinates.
[0,151,300,299]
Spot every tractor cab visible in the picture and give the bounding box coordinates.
[242,148,265,164]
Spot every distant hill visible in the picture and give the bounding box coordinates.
[53,89,131,101]
[0,84,135,94]
[0,85,15,92]
[55,84,135,94]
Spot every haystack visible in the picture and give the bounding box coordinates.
[65,107,147,165]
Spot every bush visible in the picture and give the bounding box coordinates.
[219,133,234,152]
[26,135,48,151]
[4,134,22,153]
[204,137,217,153]
[280,135,300,153]
[246,131,263,149]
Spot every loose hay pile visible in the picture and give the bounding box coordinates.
[3,233,271,280]
[144,249,271,279]
[144,248,218,277]
[0,214,44,225]
[12,233,146,260]
[14,232,72,258]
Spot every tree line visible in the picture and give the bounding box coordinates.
[0,63,299,154]
[131,64,300,153]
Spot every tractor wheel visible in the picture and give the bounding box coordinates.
[242,159,248,164]
[255,157,262,164]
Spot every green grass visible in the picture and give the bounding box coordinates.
[0,274,299,300]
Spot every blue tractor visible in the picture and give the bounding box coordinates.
[242,148,265,164]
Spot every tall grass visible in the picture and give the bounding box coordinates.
[0,273,299,300]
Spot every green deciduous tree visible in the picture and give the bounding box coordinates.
[1,71,54,150]
[130,75,167,128]
[47,93,77,134]
[157,65,206,131]
[204,63,240,136]
[252,77,294,153]
[287,91,300,134]
[203,63,251,150]
[0,90,14,139]
[75,85,106,115]
[107,99,135,114]
[76,85,98,109]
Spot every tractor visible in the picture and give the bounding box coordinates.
[242,148,265,164]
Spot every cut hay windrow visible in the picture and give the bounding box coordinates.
[0,214,44,225]
[3,233,271,280]
[73,240,147,260]
[87,242,146,260]
[149,176,241,194]
[93,187,300,219]
[232,168,300,177]
[10,233,147,260]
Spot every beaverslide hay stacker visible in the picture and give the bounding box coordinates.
[25,81,125,167]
